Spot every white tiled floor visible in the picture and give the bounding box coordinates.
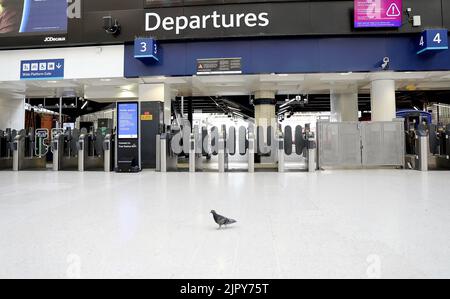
[0,169,449,279]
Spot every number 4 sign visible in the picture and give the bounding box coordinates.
[417,29,449,55]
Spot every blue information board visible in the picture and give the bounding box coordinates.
[417,29,449,55]
[118,103,139,139]
[19,0,68,33]
[20,59,64,80]
[134,38,159,62]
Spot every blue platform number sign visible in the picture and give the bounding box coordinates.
[417,29,449,55]
[20,59,64,80]
[134,38,159,62]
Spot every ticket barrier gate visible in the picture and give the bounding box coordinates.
[158,124,318,173]
[158,124,319,173]
[158,124,256,173]
[406,123,450,171]
[78,129,114,172]
[157,126,187,172]
[13,129,48,171]
[404,123,429,171]
[429,124,450,169]
[52,128,79,171]
[278,125,316,173]
[0,129,16,170]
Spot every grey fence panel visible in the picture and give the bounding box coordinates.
[361,121,405,167]
[317,121,361,168]
[318,120,405,169]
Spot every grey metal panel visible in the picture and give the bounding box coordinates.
[238,126,247,156]
[211,126,219,156]
[429,124,439,155]
[228,126,236,156]
[294,125,304,155]
[256,126,264,154]
[257,126,273,155]
[202,126,209,156]
[317,121,361,168]
[267,126,273,147]
[361,121,405,167]
[284,126,293,156]
[194,125,202,154]
[182,125,191,155]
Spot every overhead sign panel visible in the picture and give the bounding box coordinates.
[354,0,403,28]
[20,58,64,80]
[417,29,449,55]
[197,58,242,75]
[134,38,159,62]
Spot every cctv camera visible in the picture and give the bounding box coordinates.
[103,16,121,36]
[381,57,390,70]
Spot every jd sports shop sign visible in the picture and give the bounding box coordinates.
[142,3,310,40]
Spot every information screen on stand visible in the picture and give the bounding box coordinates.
[116,102,141,172]
[118,103,139,139]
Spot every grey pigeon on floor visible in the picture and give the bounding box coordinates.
[210,210,237,229]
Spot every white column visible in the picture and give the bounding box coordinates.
[254,90,277,164]
[330,86,358,122]
[139,83,172,126]
[370,79,396,122]
[254,90,276,128]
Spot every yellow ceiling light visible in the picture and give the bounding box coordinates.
[405,84,417,91]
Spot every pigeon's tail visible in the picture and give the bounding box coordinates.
[227,219,237,225]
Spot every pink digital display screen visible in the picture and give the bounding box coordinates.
[354,0,402,28]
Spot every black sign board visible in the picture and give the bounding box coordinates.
[197,58,242,75]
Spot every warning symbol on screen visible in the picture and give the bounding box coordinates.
[386,3,401,17]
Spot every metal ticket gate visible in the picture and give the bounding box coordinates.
[158,124,256,173]
[13,129,48,171]
[157,124,315,173]
[404,123,450,171]
[52,128,79,171]
[0,129,16,170]
[78,129,114,172]
[277,125,317,173]
[428,124,450,170]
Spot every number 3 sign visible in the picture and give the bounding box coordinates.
[134,38,160,62]
[417,29,448,55]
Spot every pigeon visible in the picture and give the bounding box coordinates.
[210,210,237,229]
